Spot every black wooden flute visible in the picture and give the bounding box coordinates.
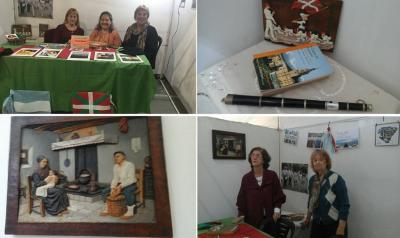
[222,94,373,111]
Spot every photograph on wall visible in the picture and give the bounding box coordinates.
[212,130,246,159]
[375,122,399,146]
[5,117,172,237]
[16,0,53,18]
[281,163,308,193]
[306,132,323,148]
[335,127,359,149]
[284,129,298,145]
[261,0,343,51]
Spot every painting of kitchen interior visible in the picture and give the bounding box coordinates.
[17,117,155,223]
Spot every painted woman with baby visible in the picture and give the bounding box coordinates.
[31,155,69,216]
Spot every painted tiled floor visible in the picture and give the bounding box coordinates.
[18,197,155,223]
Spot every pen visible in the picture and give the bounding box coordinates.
[222,94,373,112]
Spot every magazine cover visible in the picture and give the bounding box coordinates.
[117,54,143,64]
[35,48,63,58]
[253,43,332,96]
[11,48,41,57]
[67,51,91,61]
[262,0,343,51]
[94,52,116,62]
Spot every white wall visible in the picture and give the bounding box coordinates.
[12,0,174,72]
[163,0,196,113]
[0,115,197,238]
[197,0,263,72]
[279,117,400,238]
[198,117,279,223]
[197,0,400,100]
[0,0,15,44]
[332,0,400,100]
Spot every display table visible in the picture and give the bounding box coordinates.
[198,41,400,114]
[198,217,273,238]
[0,45,156,113]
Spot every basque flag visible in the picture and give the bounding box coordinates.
[72,92,113,114]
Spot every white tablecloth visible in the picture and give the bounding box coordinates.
[198,41,400,114]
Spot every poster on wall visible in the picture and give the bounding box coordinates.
[335,128,359,149]
[375,122,399,146]
[281,163,308,193]
[284,129,298,145]
[16,0,53,19]
[306,132,323,148]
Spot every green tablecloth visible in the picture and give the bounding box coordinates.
[0,53,156,113]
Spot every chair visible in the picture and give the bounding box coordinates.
[135,168,145,208]
[44,29,56,43]
[27,176,45,217]
[156,36,163,55]
[277,217,295,238]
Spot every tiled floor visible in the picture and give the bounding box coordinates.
[150,78,178,114]
[18,196,155,223]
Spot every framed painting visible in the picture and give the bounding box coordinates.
[375,122,399,146]
[212,130,246,160]
[5,116,172,237]
[262,0,343,51]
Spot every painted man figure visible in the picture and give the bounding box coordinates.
[264,5,277,40]
[100,151,137,219]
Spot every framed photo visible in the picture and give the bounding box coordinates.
[212,130,246,159]
[284,129,298,145]
[15,0,53,19]
[35,48,62,58]
[117,53,143,64]
[11,48,41,57]
[94,51,116,62]
[281,163,308,194]
[67,51,91,61]
[6,116,172,237]
[306,132,323,148]
[335,128,359,149]
[375,122,399,146]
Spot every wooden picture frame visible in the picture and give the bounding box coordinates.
[5,116,172,237]
[375,122,400,147]
[212,130,246,160]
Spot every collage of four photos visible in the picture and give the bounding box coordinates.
[0,0,399,237]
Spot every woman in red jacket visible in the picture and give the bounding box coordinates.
[236,147,286,235]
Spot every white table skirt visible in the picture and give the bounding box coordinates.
[198,41,400,114]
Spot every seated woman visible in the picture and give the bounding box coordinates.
[32,155,69,216]
[122,5,159,68]
[53,8,84,44]
[90,11,122,48]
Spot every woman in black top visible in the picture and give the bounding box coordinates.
[52,8,84,44]
[122,5,159,68]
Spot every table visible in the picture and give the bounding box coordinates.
[0,45,156,113]
[198,41,400,114]
[198,217,273,238]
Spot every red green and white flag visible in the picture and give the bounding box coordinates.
[71,92,113,113]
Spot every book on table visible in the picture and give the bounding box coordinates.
[253,43,333,96]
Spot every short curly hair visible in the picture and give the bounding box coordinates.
[134,5,150,19]
[248,147,271,170]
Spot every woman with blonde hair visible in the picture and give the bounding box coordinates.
[122,5,159,68]
[53,8,84,43]
[304,149,350,238]
[89,11,122,48]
